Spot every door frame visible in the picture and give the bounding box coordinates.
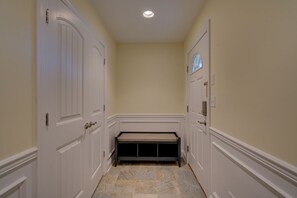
[36,0,107,195]
[185,19,211,194]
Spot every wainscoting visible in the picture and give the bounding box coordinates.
[107,116,297,198]
[0,147,37,198]
[1,123,296,198]
[106,115,119,171]
[209,127,297,198]
[106,114,186,171]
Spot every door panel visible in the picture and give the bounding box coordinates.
[57,139,84,198]
[57,20,83,121]
[90,46,103,114]
[90,127,102,176]
[187,24,210,195]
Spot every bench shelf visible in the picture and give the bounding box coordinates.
[115,132,181,167]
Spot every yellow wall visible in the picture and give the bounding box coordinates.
[116,43,185,114]
[185,0,297,165]
[70,0,117,116]
[0,0,36,160]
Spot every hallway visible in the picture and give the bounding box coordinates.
[1,0,297,197]
[92,163,206,198]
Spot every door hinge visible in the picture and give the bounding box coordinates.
[187,146,189,152]
[45,113,49,127]
[187,105,189,113]
[204,81,208,97]
[104,59,106,65]
[187,66,189,73]
[45,9,49,24]
[103,151,106,158]
[202,101,207,116]
[103,105,106,112]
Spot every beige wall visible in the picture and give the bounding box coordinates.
[0,0,36,160]
[3,0,295,168]
[70,0,117,116]
[185,0,297,165]
[116,43,185,114]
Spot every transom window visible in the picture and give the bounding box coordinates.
[192,53,203,73]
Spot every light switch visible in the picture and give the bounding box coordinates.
[211,96,216,107]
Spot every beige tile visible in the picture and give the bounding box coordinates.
[133,194,158,198]
[156,180,179,195]
[92,164,206,198]
[118,170,137,180]
[156,169,176,181]
[110,192,133,198]
[135,169,156,180]
[134,181,158,194]
[92,192,110,198]
[157,194,181,198]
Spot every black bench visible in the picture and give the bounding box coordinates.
[115,132,181,167]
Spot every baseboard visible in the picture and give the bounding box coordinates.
[181,150,187,163]
[105,149,115,174]
[209,192,219,198]
[210,127,297,198]
[0,147,37,198]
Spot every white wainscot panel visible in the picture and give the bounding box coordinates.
[107,115,119,156]
[0,148,37,198]
[106,115,119,171]
[118,115,184,135]
[210,128,297,198]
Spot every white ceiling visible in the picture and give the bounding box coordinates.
[90,0,205,43]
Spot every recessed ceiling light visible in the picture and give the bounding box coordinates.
[143,10,154,18]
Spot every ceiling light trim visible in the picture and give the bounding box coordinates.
[143,10,154,18]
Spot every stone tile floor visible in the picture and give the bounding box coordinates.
[92,162,206,198]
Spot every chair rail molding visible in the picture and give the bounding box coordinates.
[210,127,297,198]
[0,147,37,198]
[0,147,37,177]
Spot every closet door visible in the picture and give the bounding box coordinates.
[37,0,105,197]
[84,36,105,197]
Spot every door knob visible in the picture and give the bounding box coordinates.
[198,121,206,126]
[84,122,91,130]
[84,121,97,129]
[89,121,97,127]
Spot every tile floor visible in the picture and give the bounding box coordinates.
[92,162,206,198]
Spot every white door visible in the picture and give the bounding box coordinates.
[37,0,105,197]
[187,24,210,195]
[84,36,105,197]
